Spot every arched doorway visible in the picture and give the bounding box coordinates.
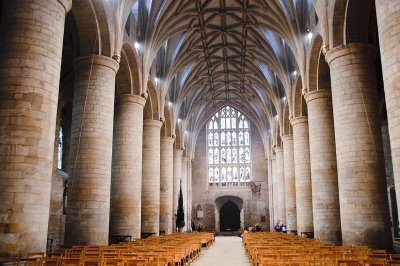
[220,201,240,232]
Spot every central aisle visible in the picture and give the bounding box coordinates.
[191,236,251,266]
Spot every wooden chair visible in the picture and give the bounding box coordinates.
[337,259,364,266]
[363,259,388,266]
[124,258,147,266]
[102,258,124,266]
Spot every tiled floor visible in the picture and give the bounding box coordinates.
[191,236,251,266]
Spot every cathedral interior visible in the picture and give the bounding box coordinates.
[1,0,400,260]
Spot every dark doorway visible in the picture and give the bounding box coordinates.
[220,200,240,231]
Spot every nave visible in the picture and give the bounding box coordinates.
[191,236,251,266]
[2,0,400,259]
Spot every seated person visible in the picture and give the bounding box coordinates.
[281,224,287,233]
[274,223,281,232]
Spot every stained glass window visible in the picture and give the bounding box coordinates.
[57,126,63,170]
[207,106,251,186]
[208,132,213,146]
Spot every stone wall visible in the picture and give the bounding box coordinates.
[192,122,269,232]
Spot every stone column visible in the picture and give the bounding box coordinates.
[65,55,119,246]
[110,95,146,239]
[305,89,341,244]
[188,159,193,227]
[182,157,189,230]
[326,43,391,248]
[291,117,313,235]
[267,156,273,230]
[0,0,71,255]
[376,0,400,227]
[160,137,175,234]
[274,147,286,225]
[173,149,183,231]
[281,135,297,232]
[271,155,279,226]
[141,120,163,236]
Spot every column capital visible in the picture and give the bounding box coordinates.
[304,89,332,103]
[161,136,175,144]
[291,116,308,126]
[325,43,377,65]
[143,119,163,128]
[274,146,283,153]
[280,134,293,142]
[57,0,72,13]
[116,94,146,107]
[74,55,120,73]
[174,149,184,156]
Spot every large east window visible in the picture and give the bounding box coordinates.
[207,106,251,187]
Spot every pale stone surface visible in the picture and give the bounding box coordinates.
[271,155,279,226]
[267,156,274,230]
[160,137,175,234]
[182,157,189,231]
[281,135,297,232]
[191,236,250,266]
[191,125,269,231]
[291,117,313,234]
[110,95,146,239]
[141,119,163,236]
[0,0,70,256]
[305,89,342,245]
[65,55,119,246]
[326,43,391,249]
[274,147,286,225]
[173,149,183,230]
[376,0,400,228]
[47,108,67,249]
[187,159,193,229]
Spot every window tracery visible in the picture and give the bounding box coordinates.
[207,106,251,186]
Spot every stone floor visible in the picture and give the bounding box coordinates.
[191,236,251,266]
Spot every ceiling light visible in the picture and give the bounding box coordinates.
[307,31,313,41]
[134,42,140,49]
[274,115,279,120]
[168,101,172,107]
[282,96,286,102]
[155,77,159,84]
[178,118,181,123]
[185,131,188,135]
[293,70,297,76]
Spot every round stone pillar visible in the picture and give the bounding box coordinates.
[173,149,183,230]
[291,117,314,234]
[271,155,279,225]
[376,0,400,227]
[65,55,119,246]
[0,0,71,256]
[182,157,189,230]
[141,119,163,236]
[281,135,297,232]
[267,156,273,230]
[305,89,341,244]
[274,147,286,225]
[110,95,146,239]
[160,137,175,234]
[326,43,391,248]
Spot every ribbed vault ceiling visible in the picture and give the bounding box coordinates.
[128,0,315,144]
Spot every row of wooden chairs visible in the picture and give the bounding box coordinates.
[1,232,215,266]
[243,232,399,266]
